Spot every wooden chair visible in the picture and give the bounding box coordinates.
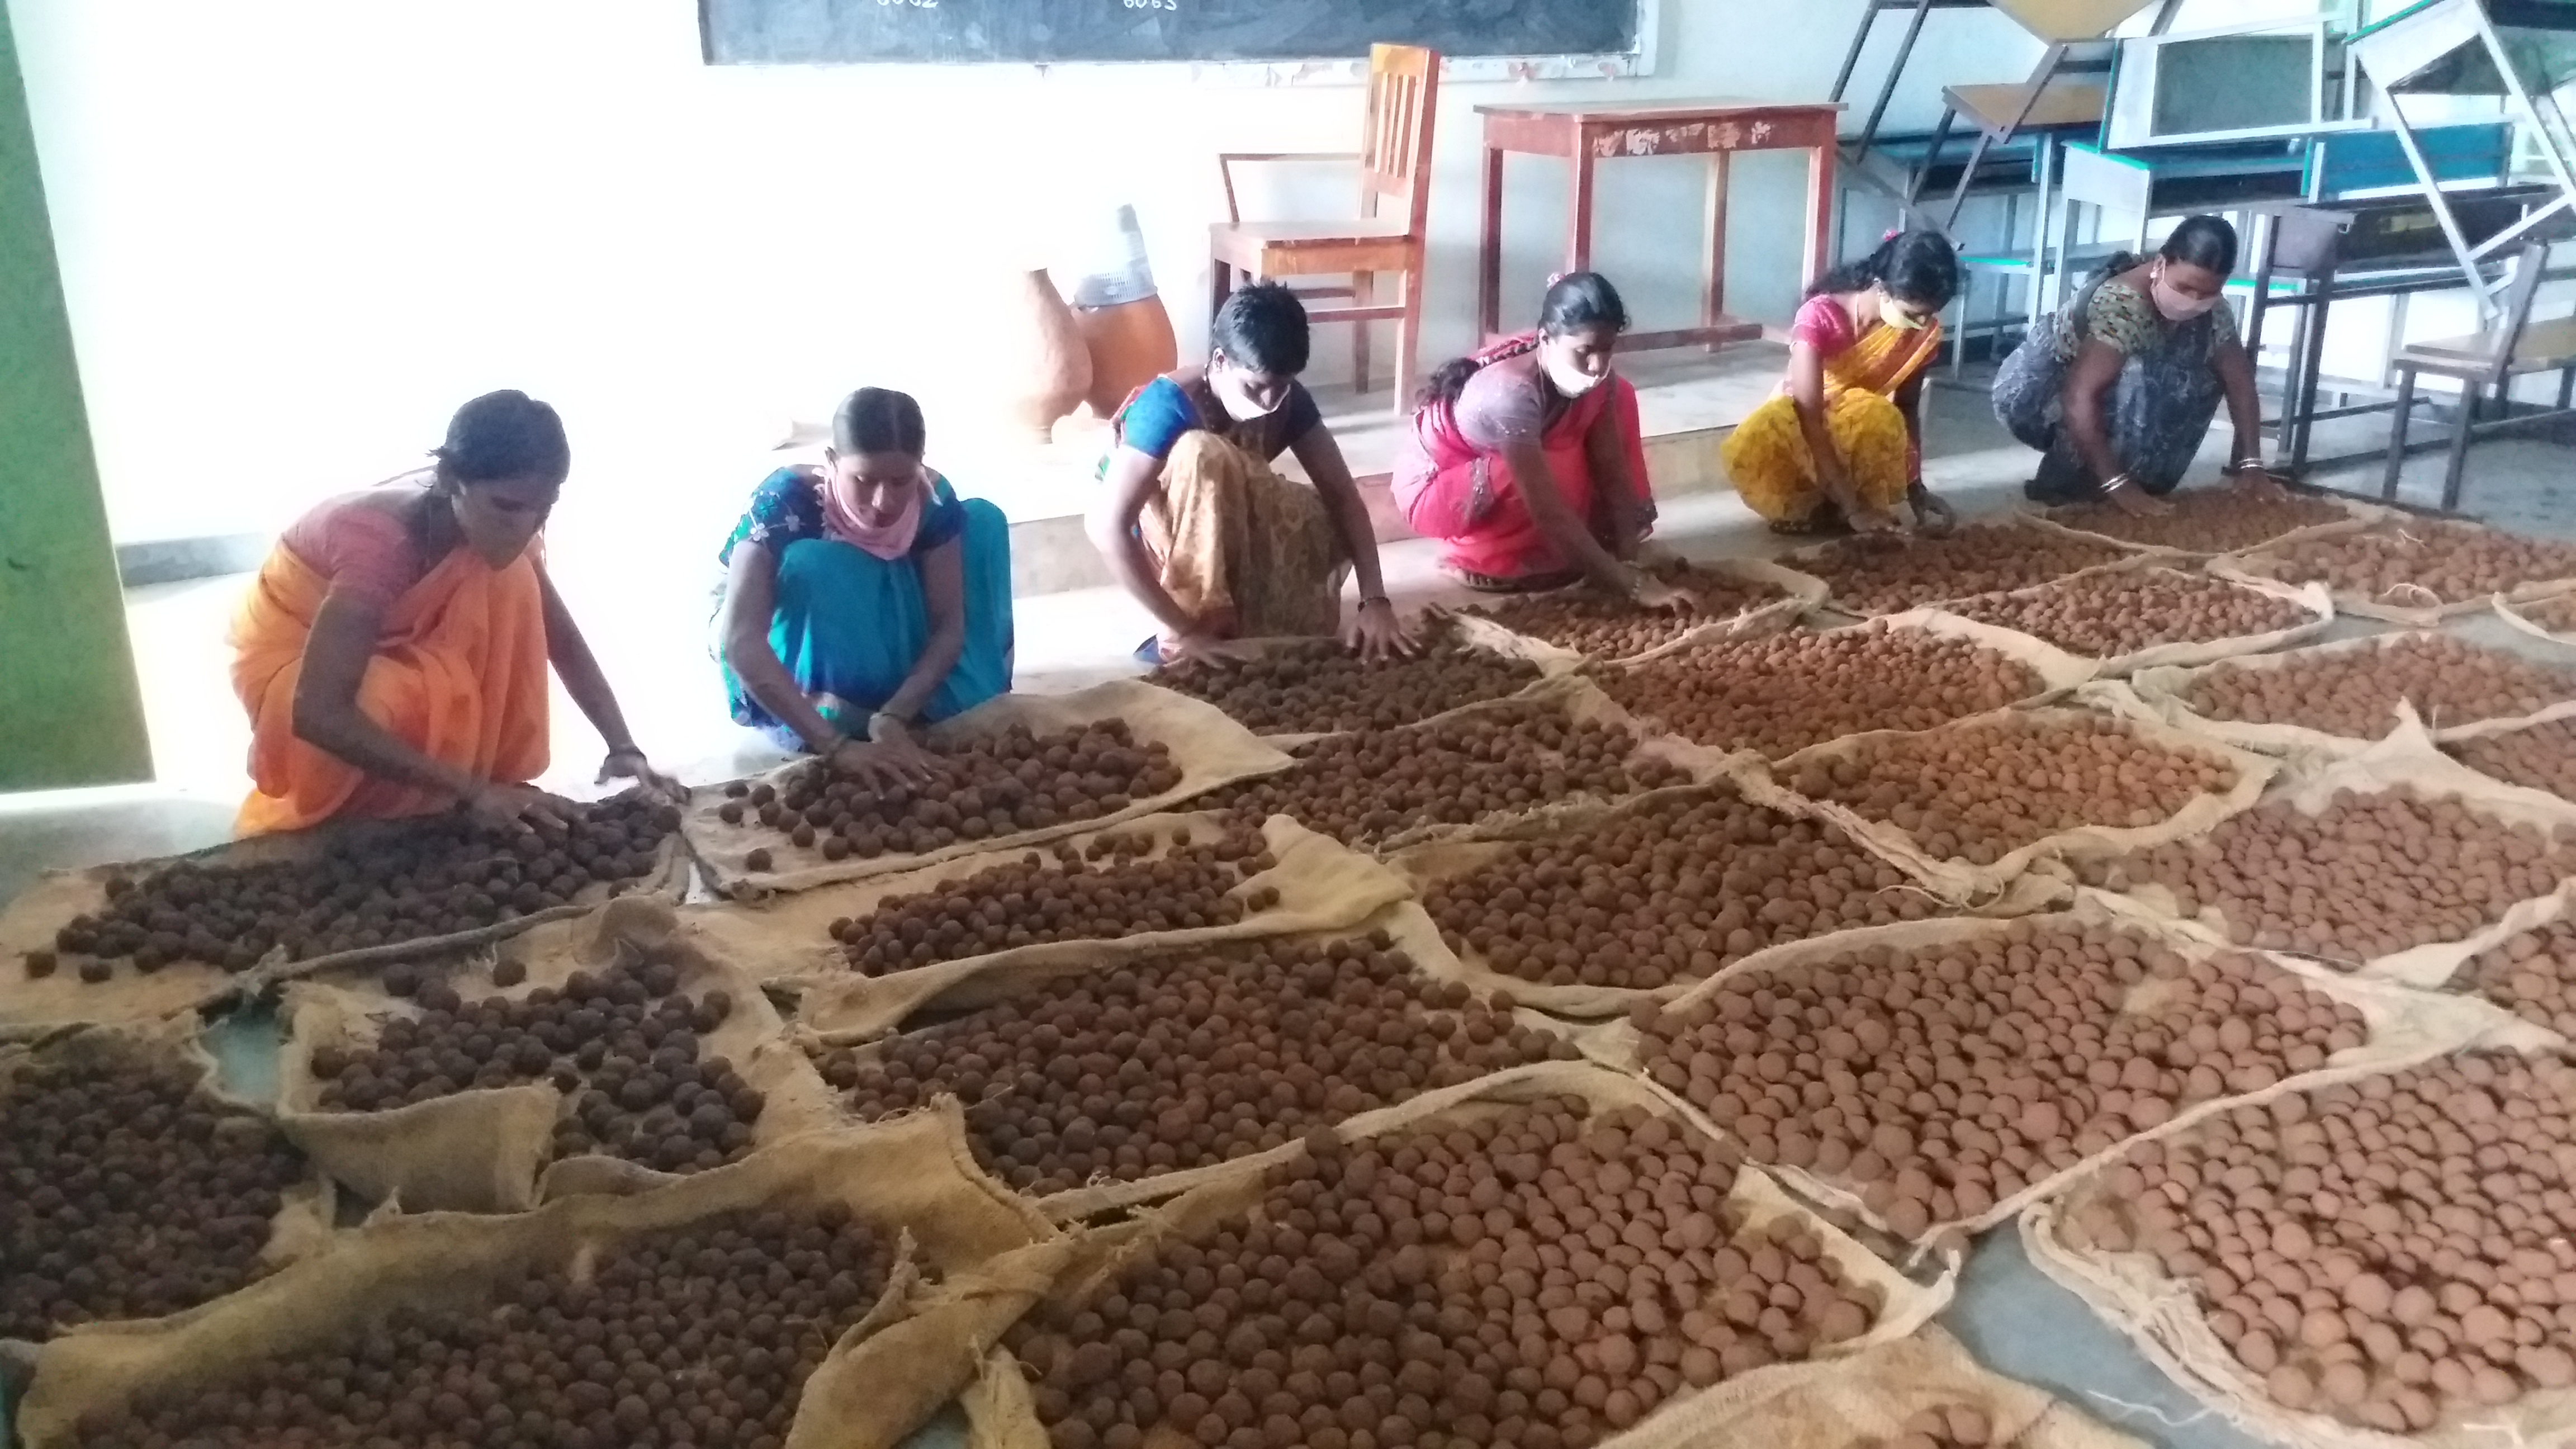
[2381,241,2576,510]
[1210,44,1438,415]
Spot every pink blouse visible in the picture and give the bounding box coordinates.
[278,485,430,607]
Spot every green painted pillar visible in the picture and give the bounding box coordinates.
[0,5,152,791]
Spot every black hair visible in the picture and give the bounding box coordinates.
[432,390,570,487]
[1210,282,1311,377]
[831,387,927,457]
[1419,271,1631,408]
[2097,214,2239,282]
[1808,229,1961,310]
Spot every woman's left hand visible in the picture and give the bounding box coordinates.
[867,713,940,776]
[2228,462,2289,499]
[598,746,681,801]
[1344,598,1422,663]
[1910,486,1958,538]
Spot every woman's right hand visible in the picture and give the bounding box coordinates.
[1163,630,1256,668]
[466,782,571,834]
[1630,575,1698,614]
[2106,483,2171,517]
[828,736,934,792]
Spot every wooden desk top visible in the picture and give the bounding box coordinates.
[1943,81,2106,136]
[1474,98,1844,124]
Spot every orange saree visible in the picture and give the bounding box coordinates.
[228,542,551,836]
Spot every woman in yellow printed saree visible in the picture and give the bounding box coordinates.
[1722,230,1962,536]
[230,390,673,836]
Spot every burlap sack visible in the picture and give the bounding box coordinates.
[2128,630,2576,759]
[681,679,1295,898]
[1149,623,1587,746]
[1269,674,1754,857]
[730,812,1408,1037]
[800,901,1600,1222]
[0,1016,340,1329]
[1582,612,2100,764]
[1569,895,2549,1246]
[1385,781,2073,1020]
[1450,553,1830,665]
[1749,703,2278,905]
[11,1105,1069,1449]
[271,895,840,1215]
[2215,521,2576,626]
[2083,709,2576,986]
[1784,515,2139,618]
[2496,590,2576,650]
[2021,1041,2576,1449]
[956,1058,1963,1449]
[2017,493,2385,560]
[1922,566,2336,678]
[0,807,690,1041]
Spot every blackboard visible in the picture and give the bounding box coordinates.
[700,0,1644,66]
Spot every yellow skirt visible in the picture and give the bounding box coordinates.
[1722,390,1912,525]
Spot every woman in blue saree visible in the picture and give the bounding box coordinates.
[715,387,1013,784]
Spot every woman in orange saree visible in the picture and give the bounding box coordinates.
[229,391,672,836]
[1721,230,1962,536]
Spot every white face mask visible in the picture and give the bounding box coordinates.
[1211,365,1285,423]
[2150,266,2220,322]
[1540,345,1608,399]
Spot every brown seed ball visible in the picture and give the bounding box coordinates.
[2094,787,2576,964]
[1788,713,2239,867]
[1470,561,1789,659]
[2186,633,2576,742]
[1584,623,2045,759]
[1150,620,1542,733]
[2252,520,2576,607]
[2044,487,2355,553]
[1421,786,1943,995]
[1801,523,2129,614]
[1201,698,1685,846]
[1949,567,2317,661]
[834,824,1273,977]
[42,795,675,980]
[0,1054,307,1341]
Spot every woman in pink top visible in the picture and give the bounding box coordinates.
[1392,273,1685,609]
[231,391,673,835]
[1722,230,1961,536]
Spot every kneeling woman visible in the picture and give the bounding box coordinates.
[1393,272,1684,609]
[1723,230,1961,535]
[1991,216,2274,513]
[715,387,1012,785]
[230,390,671,835]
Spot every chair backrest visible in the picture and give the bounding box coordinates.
[1359,44,1440,235]
[2478,240,2555,381]
[2308,121,2514,200]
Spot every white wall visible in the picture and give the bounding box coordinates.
[10,0,2043,550]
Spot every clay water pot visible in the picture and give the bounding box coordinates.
[997,267,1091,444]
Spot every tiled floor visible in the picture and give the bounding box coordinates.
[6,359,2575,1449]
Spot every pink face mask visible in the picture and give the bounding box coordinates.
[2151,267,2221,322]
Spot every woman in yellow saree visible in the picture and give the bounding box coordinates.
[1722,230,1962,536]
[229,391,672,836]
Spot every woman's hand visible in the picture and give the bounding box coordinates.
[828,735,933,792]
[597,746,680,801]
[1909,485,1958,538]
[1344,598,1420,663]
[1629,573,1698,614]
[1163,631,1256,668]
[2227,462,2289,499]
[466,782,572,835]
[2106,481,2171,517]
[1849,506,1904,536]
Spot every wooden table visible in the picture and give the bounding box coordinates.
[1474,99,1844,351]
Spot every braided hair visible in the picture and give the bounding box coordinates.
[1419,271,1630,409]
[1808,229,1961,311]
